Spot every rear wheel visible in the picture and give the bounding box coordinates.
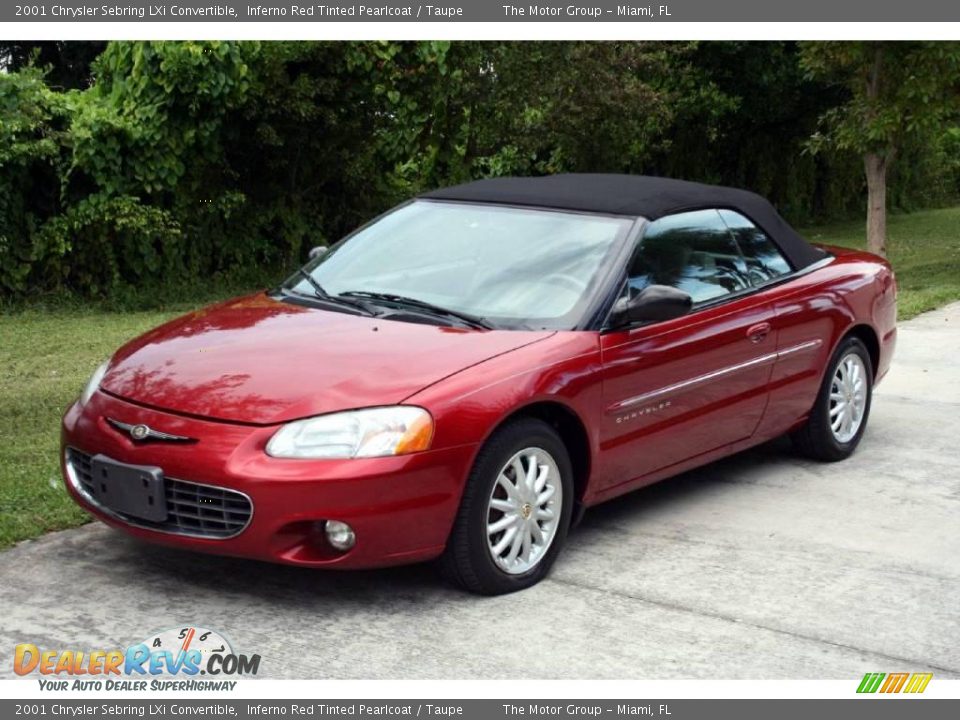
[792,336,873,461]
[439,418,573,594]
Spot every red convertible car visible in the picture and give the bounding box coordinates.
[61,174,897,594]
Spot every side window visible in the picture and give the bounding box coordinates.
[718,209,792,283]
[628,209,750,304]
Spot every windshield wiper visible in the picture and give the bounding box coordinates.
[292,269,379,316]
[295,268,330,298]
[340,291,494,330]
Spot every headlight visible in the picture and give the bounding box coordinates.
[266,406,434,459]
[80,361,110,406]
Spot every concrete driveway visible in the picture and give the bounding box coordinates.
[2,303,958,679]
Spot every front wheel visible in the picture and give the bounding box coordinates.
[792,336,873,462]
[439,418,574,594]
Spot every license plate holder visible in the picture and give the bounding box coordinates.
[89,455,168,522]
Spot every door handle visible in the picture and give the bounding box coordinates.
[747,322,771,344]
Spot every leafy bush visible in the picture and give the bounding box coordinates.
[34,194,181,294]
[0,67,70,294]
[2,44,258,297]
[2,41,958,301]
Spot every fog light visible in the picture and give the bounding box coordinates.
[324,520,356,551]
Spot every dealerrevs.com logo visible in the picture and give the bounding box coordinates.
[14,626,260,691]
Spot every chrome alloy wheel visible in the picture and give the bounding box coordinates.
[829,352,868,443]
[485,447,563,575]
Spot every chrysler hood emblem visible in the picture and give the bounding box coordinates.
[106,417,195,443]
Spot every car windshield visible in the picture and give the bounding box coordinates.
[281,200,634,330]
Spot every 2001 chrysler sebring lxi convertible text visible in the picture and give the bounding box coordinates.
[62,174,897,594]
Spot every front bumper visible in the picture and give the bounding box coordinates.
[61,391,477,568]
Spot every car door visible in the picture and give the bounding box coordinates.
[716,209,834,436]
[597,209,778,491]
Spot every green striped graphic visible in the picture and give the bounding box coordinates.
[857,672,886,693]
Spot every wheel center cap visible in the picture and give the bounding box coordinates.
[520,503,533,520]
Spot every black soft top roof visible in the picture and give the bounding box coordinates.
[421,173,825,269]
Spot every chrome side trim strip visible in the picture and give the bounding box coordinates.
[775,338,823,358]
[606,338,824,414]
[608,353,777,413]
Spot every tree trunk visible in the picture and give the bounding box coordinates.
[864,152,888,258]
[862,46,888,258]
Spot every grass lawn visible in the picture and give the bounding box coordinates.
[0,308,184,548]
[801,205,960,320]
[1,206,958,550]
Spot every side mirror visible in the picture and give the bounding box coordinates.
[609,284,692,328]
[308,246,328,260]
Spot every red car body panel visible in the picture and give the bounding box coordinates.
[61,391,474,568]
[100,293,555,424]
[61,244,896,569]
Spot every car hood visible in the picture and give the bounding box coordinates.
[101,294,555,425]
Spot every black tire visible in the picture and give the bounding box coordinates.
[792,336,873,462]
[439,418,574,595]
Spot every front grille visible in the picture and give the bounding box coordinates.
[66,448,252,539]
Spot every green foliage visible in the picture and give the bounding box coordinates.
[0,41,106,90]
[72,42,253,196]
[35,194,182,294]
[2,42,267,296]
[223,42,386,259]
[799,42,960,254]
[358,42,730,187]
[473,42,721,176]
[0,67,71,294]
[658,41,865,225]
[800,42,960,159]
[2,41,959,300]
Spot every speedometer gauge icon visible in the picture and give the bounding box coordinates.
[142,626,233,671]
